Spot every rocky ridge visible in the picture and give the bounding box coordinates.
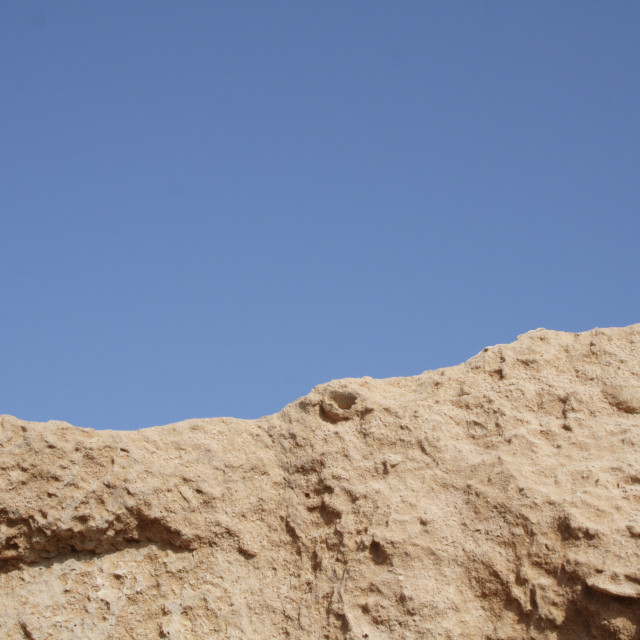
[1,324,639,639]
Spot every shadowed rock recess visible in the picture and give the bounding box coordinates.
[1,325,640,640]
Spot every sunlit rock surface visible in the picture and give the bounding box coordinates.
[1,325,639,639]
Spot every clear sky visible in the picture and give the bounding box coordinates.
[2,2,639,429]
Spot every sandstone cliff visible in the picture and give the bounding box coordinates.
[1,325,639,639]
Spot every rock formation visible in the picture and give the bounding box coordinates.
[1,325,639,639]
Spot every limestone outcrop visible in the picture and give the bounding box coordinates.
[1,325,639,639]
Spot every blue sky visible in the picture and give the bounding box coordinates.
[2,2,639,429]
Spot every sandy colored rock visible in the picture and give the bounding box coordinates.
[1,324,640,639]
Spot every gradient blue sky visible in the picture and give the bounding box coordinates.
[2,2,639,429]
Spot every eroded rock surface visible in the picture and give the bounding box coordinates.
[1,325,640,639]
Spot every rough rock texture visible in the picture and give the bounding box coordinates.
[1,325,640,640]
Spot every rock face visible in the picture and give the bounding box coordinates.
[1,325,640,640]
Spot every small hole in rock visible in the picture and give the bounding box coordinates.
[318,501,341,525]
[331,391,357,410]
[369,539,391,565]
